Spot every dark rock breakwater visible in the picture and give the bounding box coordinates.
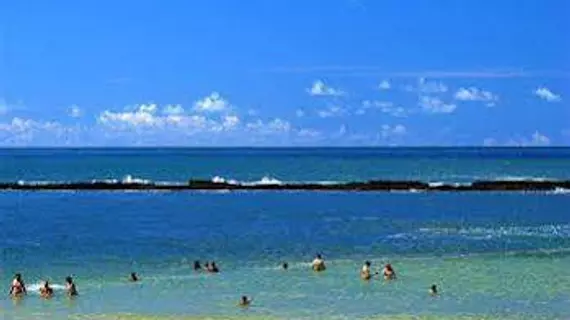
[0,179,568,192]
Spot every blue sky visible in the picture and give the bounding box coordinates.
[0,0,568,146]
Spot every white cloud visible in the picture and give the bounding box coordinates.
[530,131,550,146]
[295,109,305,117]
[67,105,82,118]
[0,117,81,145]
[498,131,552,147]
[378,80,391,90]
[317,105,346,118]
[359,100,408,117]
[380,124,407,138]
[246,118,291,134]
[307,80,345,96]
[193,92,230,112]
[405,78,448,93]
[98,104,160,127]
[297,128,321,138]
[454,87,498,106]
[97,103,243,134]
[162,104,185,115]
[534,87,561,102]
[418,96,456,114]
[483,138,497,146]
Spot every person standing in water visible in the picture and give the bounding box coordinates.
[429,284,438,296]
[9,273,27,297]
[39,280,54,299]
[65,276,78,297]
[382,264,396,280]
[207,261,219,273]
[311,254,326,272]
[129,272,139,282]
[360,261,374,280]
[238,295,252,307]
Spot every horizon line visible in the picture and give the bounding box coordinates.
[0,146,568,149]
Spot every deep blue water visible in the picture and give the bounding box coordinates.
[0,148,569,319]
[0,147,569,183]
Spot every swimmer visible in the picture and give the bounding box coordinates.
[65,276,78,297]
[238,295,252,307]
[193,260,202,271]
[311,254,326,272]
[39,280,54,298]
[129,272,139,282]
[429,284,438,296]
[360,261,374,280]
[282,262,289,270]
[9,273,27,297]
[207,261,219,273]
[382,264,396,280]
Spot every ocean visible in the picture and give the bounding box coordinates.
[0,147,569,320]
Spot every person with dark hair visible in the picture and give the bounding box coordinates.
[360,261,373,280]
[39,280,54,298]
[193,260,202,271]
[429,284,438,296]
[311,254,326,272]
[238,295,252,307]
[9,273,26,297]
[382,264,396,280]
[129,272,139,282]
[207,261,219,273]
[65,276,78,297]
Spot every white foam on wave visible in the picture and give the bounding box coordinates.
[211,175,283,186]
[494,176,553,182]
[417,223,570,239]
[550,187,570,194]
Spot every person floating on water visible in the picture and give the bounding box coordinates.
[360,261,376,280]
[282,262,289,270]
[382,263,396,280]
[129,272,139,282]
[238,295,252,307]
[65,276,78,297]
[9,273,27,297]
[311,254,326,272]
[429,284,438,296]
[39,280,54,299]
[207,261,219,273]
[193,260,202,271]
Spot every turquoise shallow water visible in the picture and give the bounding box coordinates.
[0,191,569,319]
[0,148,569,319]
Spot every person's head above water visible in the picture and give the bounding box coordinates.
[65,276,73,284]
[14,273,22,281]
[130,272,138,281]
[365,261,371,267]
[282,262,288,269]
[316,254,322,259]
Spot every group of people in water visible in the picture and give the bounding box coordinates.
[9,273,78,299]
[8,254,438,305]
